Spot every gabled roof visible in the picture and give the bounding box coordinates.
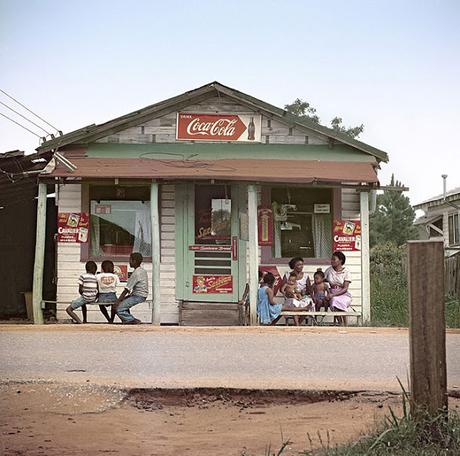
[414,187,460,209]
[37,81,389,162]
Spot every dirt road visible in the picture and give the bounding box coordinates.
[1,325,460,391]
[6,381,459,456]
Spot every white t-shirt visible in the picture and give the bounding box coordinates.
[97,273,120,293]
[324,267,351,288]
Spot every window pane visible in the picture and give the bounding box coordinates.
[195,185,232,244]
[89,186,151,257]
[271,187,332,259]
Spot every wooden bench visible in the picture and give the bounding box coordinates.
[279,310,362,326]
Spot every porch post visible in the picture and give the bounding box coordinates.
[360,191,371,324]
[32,182,46,324]
[248,184,259,326]
[150,181,161,325]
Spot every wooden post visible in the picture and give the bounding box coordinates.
[248,184,259,326]
[150,181,161,325]
[360,191,371,324]
[32,182,46,325]
[407,240,447,417]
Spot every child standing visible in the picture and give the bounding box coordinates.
[66,261,98,324]
[312,269,330,311]
[97,260,120,323]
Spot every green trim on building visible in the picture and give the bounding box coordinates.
[87,143,376,163]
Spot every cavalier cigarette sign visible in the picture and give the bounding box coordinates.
[57,213,89,243]
[176,113,261,142]
[333,220,362,251]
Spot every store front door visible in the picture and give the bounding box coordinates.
[176,183,246,303]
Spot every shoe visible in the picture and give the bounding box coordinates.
[122,318,142,325]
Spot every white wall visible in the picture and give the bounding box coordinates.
[56,183,179,323]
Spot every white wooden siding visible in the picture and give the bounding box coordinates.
[56,183,179,324]
[96,95,329,145]
[341,188,361,219]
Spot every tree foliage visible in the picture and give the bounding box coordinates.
[370,175,418,247]
[284,98,363,138]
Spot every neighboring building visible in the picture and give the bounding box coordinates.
[35,82,389,325]
[0,150,56,319]
[414,187,460,256]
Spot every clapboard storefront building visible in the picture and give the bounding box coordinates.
[34,82,388,325]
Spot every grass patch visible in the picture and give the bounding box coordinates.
[252,384,460,455]
[370,273,460,328]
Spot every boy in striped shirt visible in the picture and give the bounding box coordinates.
[66,261,98,324]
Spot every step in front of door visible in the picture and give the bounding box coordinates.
[179,301,243,326]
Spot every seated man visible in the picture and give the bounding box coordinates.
[114,252,148,324]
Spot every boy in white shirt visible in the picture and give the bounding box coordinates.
[97,260,120,323]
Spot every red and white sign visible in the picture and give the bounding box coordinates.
[114,264,128,282]
[176,113,261,142]
[57,213,89,243]
[333,220,362,252]
[95,204,112,215]
[192,275,233,294]
[189,245,232,252]
[258,208,273,246]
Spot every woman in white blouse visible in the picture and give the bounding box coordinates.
[324,251,352,325]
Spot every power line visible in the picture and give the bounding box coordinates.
[0,112,42,138]
[0,100,51,135]
[0,88,60,133]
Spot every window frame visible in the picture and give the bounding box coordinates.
[448,213,459,246]
[80,181,155,262]
[260,186,341,265]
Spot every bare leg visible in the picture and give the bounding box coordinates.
[98,305,111,323]
[271,315,282,326]
[66,305,82,324]
[110,305,117,323]
[81,305,88,323]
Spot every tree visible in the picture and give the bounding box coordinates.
[284,98,363,138]
[370,175,418,247]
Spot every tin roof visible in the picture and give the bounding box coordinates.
[45,157,378,185]
[413,187,460,209]
[37,82,389,163]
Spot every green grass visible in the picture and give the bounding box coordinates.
[249,383,460,456]
[370,273,460,328]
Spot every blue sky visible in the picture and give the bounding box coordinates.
[1,0,459,205]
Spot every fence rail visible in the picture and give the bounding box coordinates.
[445,254,460,297]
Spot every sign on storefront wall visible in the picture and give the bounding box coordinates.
[192,275,233,294]
[176,113,262,142]
[114,264,128,282]
[258,208,273,246]
[333,220,362,251]
[57,213,89,243]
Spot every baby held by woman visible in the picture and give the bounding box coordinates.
[283,272,313,310]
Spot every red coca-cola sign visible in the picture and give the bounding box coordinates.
[176,113,260,142]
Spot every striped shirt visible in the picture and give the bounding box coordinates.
[78,273,98,303]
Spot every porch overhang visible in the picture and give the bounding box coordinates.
[43,158,379,186]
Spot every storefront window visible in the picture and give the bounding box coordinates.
[89,186,151,258]
[195,185,232,244]
[270,187,333,259]
[448,214,459,245]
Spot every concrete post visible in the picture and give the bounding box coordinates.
[32,182,46,324]
[150,181,161,325]
[360,191,371,324]
[248,184,259,326]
